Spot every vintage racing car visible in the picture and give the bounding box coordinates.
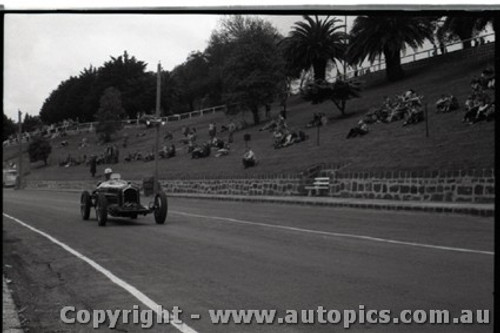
[80,173,167,226]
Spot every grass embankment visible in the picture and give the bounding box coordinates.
[5,55,495,181]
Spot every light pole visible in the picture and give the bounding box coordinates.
[154,62,161,193]
[16,110,23,189]
[344,15,347,80]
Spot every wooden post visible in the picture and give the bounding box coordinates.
[154,63,161,193]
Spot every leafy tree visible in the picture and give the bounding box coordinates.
[171,52,211,113]
[439,16,478,49]
[204,31,232,107]
[28,136,52,166]
[301,79,361,116]
[216,15,286,125]
[95,87,125,143]
[3,113,17,141]
[347,16,434,81]
[280,15,347,82]
[23,114,43,133]
[40,52,154,125]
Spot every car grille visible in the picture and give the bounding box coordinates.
[123,188,139,204]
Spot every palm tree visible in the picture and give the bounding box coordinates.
[347,16,434,81]
[475,15,496,32]
[438,16,479,49]
[280,15,347,82]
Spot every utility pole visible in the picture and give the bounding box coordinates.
[344,15,348,80]
[425,103,429,138]
[16,110,23,189]
[154,62,161,193]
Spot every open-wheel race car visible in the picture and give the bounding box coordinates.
[80,173,167,226]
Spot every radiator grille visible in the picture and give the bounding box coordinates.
[123,188,139,204]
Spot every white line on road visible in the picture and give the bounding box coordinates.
[171,210,494,256]
[3,213,199,333]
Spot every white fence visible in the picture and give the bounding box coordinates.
[333,32,495,81]
[4,105,228,147]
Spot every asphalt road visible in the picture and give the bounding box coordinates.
[2,189,494,333]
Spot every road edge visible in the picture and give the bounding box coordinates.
[17,188,494,217]
[3,275,25,332]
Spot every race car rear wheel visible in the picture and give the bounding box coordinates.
[96,193,108,226]
[80,191,92,220]
[154,191,168,224]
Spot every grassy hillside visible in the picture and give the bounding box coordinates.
[5,54,495,181]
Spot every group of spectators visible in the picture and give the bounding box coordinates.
[59,153,87,168]
[364,89,425,127]
[347,89,425,139]
[260,112,309,149]
[462,67,495,124]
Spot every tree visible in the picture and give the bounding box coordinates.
[347,16,434,81]
[3,113,17,141]
[301,79,361,116]
[40,51,153,125]
[280,15,347,82]
[438,16,479,50]
[23,114,43,133]
[28,136,52,166]
[171,52,211,113]
[95,87,125,143]
[215,15,286,125]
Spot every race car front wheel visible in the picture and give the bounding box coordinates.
[154,191,168,224]
[80,191,92,220]
[96,193,108,226]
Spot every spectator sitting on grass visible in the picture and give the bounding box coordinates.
[79,137,88,149]
[192,142,211,159]
[436,94,459,113]
[273,129,285,148]
[403,105,424,127]
[215,143,230,158]
[164,131,173,141]
[242,148,257,169]
[160,144,176,158]
[211,136,225,149]
[346,120,369,139]
[208,122,216,138]
[464,99,494,124]
[259,119,277,132]
[480,67,495,90]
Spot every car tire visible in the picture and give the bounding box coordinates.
[130,213,138,219]
[80,191,92,220]
[96,193,108,226]
[154,191,168,224]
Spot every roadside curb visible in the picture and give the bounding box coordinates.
[167,193,494,217]
[21,188,494,217]
[3,276,24,333]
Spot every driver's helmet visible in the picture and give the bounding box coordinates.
[104,168,113,180]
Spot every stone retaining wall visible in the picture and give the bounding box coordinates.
[326,169,495,203]
[159,176,302,196]
[25,168,494,204]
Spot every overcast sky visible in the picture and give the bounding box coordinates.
[3,1,495,121]
[4,13,317,120]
